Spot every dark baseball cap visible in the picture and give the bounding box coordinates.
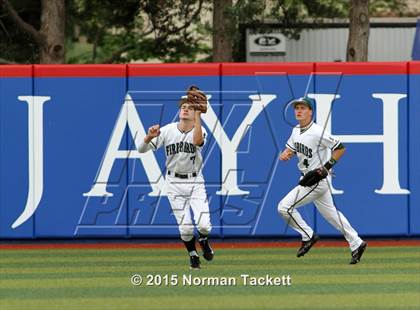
[292,97,313,110]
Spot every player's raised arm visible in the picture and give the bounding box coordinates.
[138,124,160,153]
[145,125,160,143]
[192,111,204,146]
[187,85,207,146]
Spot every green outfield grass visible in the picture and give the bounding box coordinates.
[1,245,419,310]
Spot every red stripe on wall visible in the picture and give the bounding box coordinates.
[34,64,126,77]
[0,65,32,77]
[1,62,419,77]
[409,61,420,73]
[315,62,408,75]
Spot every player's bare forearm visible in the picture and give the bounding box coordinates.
[193,111,204,145]
[279,148,295,161]
[323,146,346,170]
[144,135,153,143]
[331,147,345,162]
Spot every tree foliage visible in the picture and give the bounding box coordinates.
[223,0,408,61]
[68,0,210,63]
[224,0,350,61]
[0,0,412,64]
[1,0,65,64]
[0,0,40,63]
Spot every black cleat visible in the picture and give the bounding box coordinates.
[297,234,320,257]
[198,237,214,261]
[189,255,201,270]
[350,241,367,264]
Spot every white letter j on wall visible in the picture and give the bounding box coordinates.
[12,96,50,229]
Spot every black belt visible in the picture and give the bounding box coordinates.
[167,171,197,179]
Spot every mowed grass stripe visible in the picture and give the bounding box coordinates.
[1,247,418,266]
[1,293,419,310]
[0,245,418,258]
[1,274,419,289]
[2,250,419,265]
[2,261,419,274]
[2,256,418,268]
[3,266,418,280]
[1,282,419,299]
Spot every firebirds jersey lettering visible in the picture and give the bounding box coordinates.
[165,142,196,156]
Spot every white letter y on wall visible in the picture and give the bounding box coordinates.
[201,94,276,195]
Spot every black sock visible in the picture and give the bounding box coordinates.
[198,232,208,242]
[183,236,197,256]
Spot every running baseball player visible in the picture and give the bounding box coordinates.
[278,97,367,264]
[138,86,213,270]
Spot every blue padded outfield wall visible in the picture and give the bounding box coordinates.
[0,62,419,239]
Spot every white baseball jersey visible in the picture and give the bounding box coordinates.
[148,122,207,174]
[285,122,341,174]
[137,122,212,242]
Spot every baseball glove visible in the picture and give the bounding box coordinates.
[299,167,328,187]
[187,85,208,113]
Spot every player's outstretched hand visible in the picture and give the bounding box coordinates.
[147,125,160,138]
[279,149,294,161]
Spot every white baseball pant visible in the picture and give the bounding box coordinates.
[165,174,212,242]
[277,177,363,251]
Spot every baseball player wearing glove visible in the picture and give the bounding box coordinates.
[138,85,213,270]
[278,97,367,264]
[186,85,208,113]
